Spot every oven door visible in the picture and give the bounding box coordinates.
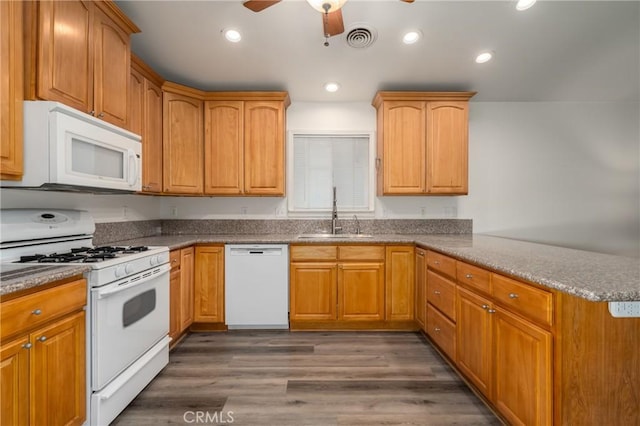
[91,263,170,391]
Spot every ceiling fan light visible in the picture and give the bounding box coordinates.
[306,0,347,13]
[402,30,421,45]
[516,0,537,11]
[223,28,242,43]
[324,82,340,93]
[475,51,494,64]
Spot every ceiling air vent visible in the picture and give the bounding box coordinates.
[345,25,377,49]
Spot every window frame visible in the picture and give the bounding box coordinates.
[286,130,376,217]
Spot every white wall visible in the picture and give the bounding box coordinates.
[2,101,638,255]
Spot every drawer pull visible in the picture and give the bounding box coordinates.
[32,309,42,315]
[487,309,496,314]
[434,327,441,332]
[434,290,441,295]
[509,293,519,299]
[481,304,489,310]
[23,343,32,349]
[37,336,47,342]
[465,274,473,279]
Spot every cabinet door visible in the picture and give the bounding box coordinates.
[494,307,552,426]
[92,6,129,128]
[426,101,468,194]
[180,247,195,331]
[243,101,285,195]
[385,246,415,321]
[169,267,181,342]
[128,67,144,135]
[290,263,338,321]
[36,0,93,113]
[204,101,244,194]
[456,286,492,398]
[142,79,163,193]
[194,246,224,323]
[381,101,426,194]
[338,263,385,321]
[0,0,23,179]
[0,336,29,426]
[31,311,85,426]
[414,248,427,330]
[163,92,203,194]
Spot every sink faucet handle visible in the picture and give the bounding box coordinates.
[353,214,361,234]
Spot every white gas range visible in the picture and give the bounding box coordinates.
[0,209,171,425]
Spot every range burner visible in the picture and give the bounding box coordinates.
[15,245,151,264]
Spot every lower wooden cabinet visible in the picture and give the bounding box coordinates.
[385,246,415,321]
[414,248,427,330]
[290,262,337,321]
[180,247,195,330]
[194,245,225,325]
[338,262,385,321]
[0,278,86,426]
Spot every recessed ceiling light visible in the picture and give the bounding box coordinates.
[516,0,537,11]
[475,51,494,64]
[223,28,242,43]
[324,82,340,93]
[402,30,422,45]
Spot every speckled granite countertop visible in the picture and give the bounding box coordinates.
[2,234,638,302]
[0,264,90,297]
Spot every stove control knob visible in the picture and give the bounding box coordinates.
[125,264,135,275]
[115,266,126,278]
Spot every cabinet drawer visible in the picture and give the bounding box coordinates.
[426,270,456,321]
[170,250,181,269]
[426,303,456,361]
[338,245,385,261]
[492,274,553,327]
[1,278,86,340]
[290,245,337,261]
[456,261,491,295]
[426,251,456,279]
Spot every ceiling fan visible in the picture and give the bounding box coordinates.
[243,0,414,46]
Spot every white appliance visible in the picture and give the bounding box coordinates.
[0,209,170,426]
[225,244,289,329]
[1,101,142,193]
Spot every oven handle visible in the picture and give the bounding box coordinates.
[127,149,138,187]
[96,263,170,299]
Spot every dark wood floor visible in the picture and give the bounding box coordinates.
[112,331,500,425]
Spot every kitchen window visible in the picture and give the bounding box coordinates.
[288,132,375,214]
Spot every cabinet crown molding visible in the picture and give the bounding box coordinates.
[204,91,291,108]
[94,0,141,34]
[372,91,477,108]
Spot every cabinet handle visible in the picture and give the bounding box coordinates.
[37,336,47,342]
[23,343,32,349]
[97,112,104,118]
[481,304,489,310]
[417,252,424,257]
[434,260,440,265]
[375,158,381,170]
[434,327,441,332]
[434,290,440,295]
[487,309,496,314]
[509,293,519,299]
[32,309,42,315]
[465,274,473,279]
[89,110,95,116]
[172,259,178,263]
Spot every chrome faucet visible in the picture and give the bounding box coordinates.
[331,186,342,234]
[353,214,361,234]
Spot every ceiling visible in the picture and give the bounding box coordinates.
[116,0,640,103]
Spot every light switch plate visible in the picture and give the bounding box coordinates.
[608,301,640,318]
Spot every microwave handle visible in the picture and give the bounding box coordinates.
[127,149,138,187]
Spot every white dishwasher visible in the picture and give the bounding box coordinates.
[224,244,289,329]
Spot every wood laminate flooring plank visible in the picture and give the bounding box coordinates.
[112,331,500,426]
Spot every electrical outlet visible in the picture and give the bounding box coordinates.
[420,207,427,217]
[241,206,248,215]
[609,301,640,317]
[122,206,128,218]
[170,206,178,218]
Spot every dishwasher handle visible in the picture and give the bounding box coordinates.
[229,247,284,256]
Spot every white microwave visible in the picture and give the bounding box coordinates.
[2,101,142,193]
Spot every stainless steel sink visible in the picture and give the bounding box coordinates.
[297,233,373,239]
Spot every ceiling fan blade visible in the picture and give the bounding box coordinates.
[323,9,344,37]
[243,0,281,12]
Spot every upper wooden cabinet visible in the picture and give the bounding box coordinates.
[162,82,204,194]
[25,0,139,128]
[130,55,164,193]
[0,0,23,180]
[204,93,290,196]
[372,91,475,195]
